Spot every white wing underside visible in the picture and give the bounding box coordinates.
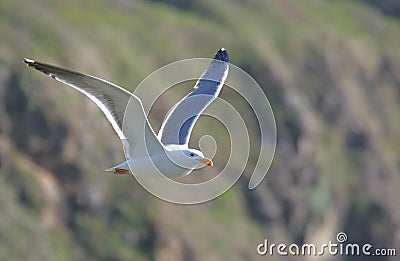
[158,53,229,146]
[24,59,163,158]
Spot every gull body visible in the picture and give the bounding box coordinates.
[24,48,229,177]
[108,147,208,177]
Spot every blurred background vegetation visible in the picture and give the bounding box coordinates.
[1,0,399,260]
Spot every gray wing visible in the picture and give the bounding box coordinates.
[158,48,229,146]
[24,58,163,158]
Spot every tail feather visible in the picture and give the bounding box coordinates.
[105,161,131,175]
[105,167,131,175]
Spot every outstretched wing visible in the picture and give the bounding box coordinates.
[158,48,229,146]
[24,58,163,158]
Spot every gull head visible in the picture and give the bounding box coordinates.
[165,147,213,170]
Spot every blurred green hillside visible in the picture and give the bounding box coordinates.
[1,0,399,260]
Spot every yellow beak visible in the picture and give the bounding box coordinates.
[200,158,213,167]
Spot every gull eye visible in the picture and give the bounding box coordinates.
[190,153,195,157]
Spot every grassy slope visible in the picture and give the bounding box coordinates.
[1,0,399,260]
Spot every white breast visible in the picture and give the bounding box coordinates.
[128,154,192,177]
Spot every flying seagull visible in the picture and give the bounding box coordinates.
[24,48,229,177]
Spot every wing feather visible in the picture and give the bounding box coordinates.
[24,58,163,157]
[158,48,229,146]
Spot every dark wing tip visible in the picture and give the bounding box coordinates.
[213,47,229,62]
[23,58,53,76]
[23,58,35,66]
